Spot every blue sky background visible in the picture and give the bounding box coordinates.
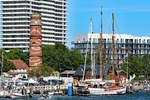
[67,0,150,47]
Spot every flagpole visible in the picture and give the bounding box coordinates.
[0,49,2,87]
[127,52,128,79]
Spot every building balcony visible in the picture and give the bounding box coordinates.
[0,20,30,23]
[53,31,66,34]
[42,34,55,37]
[42,13,55,18]
[42,38,55,41]
[42,25,54,29]
[2,12,30,14]
[40,9,55,14]
[2,42,29,44]
[32,0,54,6]
[42,21,55,25]
[0,16,30,19]
[2,7,30,10]
[1,3,29,6]
[42,17,55,22]
[42,42,55,45]
[1,33,29,36]
[2,25,29,27]
[2,46,29,49]
[2,37,29,40]
[1,29,30,31]
[42,30,54,33]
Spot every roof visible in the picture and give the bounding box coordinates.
[61,70,75,75]
[11,59,29,69]
[117,70,127,74]
[74,64,112,76]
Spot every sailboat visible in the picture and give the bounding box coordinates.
[81,8,127,95]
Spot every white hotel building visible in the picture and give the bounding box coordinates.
[74,33,150,64]
[0,0,67,51]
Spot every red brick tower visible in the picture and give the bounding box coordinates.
[29,14,42,67]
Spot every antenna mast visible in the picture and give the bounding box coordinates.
[100,7,103,79]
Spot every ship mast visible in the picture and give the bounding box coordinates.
[100,7,103,79]
[112,12,115,80]
[90,18,96,78]
[90,18,94,77]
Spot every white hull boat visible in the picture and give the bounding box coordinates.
[88,86,126,95]
[40,91,54,99]
[0,90,11,98]
[11,93,26,98]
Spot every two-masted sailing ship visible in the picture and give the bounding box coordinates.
[79,8,127,95]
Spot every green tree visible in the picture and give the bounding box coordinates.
[69,49,84,70]
[140,54,150,79]
[42,43,84,71]
[120,55,140,76]
[0,49,16,74]
[28,65,54,77]
[120,54,150,80]
[6,48,29,64]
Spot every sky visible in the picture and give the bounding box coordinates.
[67,0,150,47]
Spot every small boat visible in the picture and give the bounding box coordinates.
[10,88,27,98]
[0,90,11,98]
[40,91,54,99]
[48,91,54,99]
[144,86,150,92]
[77,86,89,95]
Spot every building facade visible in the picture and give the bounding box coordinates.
[73,33,150,65]
[0,0,67,51]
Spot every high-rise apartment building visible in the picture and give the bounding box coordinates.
[0,0,67,51]
[73,33,150,65]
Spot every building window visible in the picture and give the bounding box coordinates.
[147,39,150,44]
[121,39,123,43]
[139,39,141,43]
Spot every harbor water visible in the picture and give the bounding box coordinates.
[1,91,150,100]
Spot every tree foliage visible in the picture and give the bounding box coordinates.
[5,48,29,65]
[120,54,150,79]
[69,49,84,70]
[42,43,84,71]
[28,65,54,77]
[0,49,16,74]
